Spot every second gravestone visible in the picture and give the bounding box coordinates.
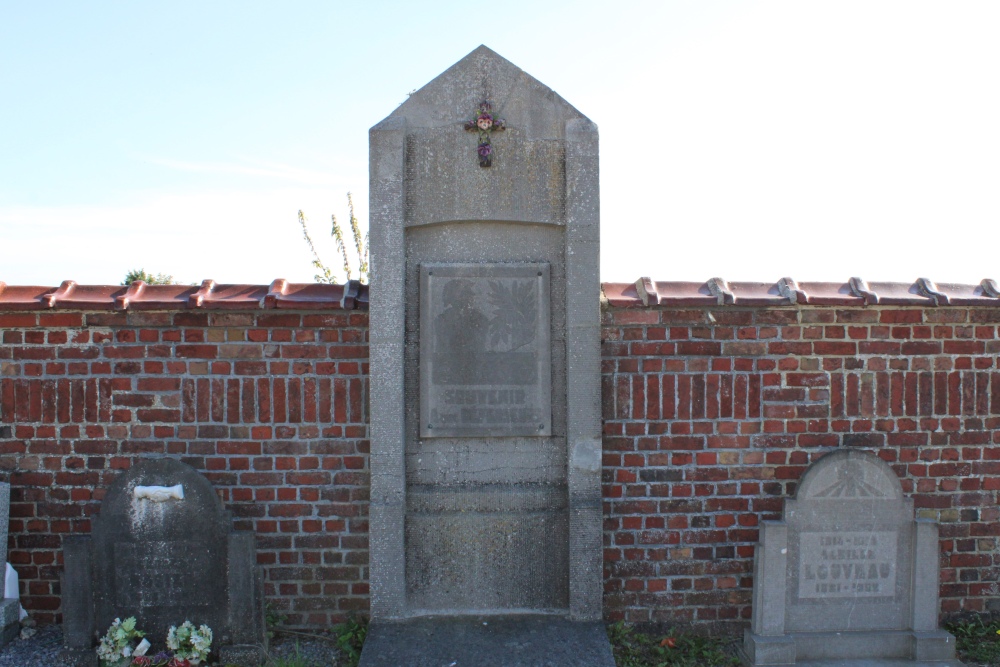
[743,450,962,666]
[62,457,266,666]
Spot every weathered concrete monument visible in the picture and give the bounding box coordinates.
[742,450,962,666]
[62,457,266,666]
[362,46,613,664]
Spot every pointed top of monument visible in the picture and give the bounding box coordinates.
[374,45,594,136]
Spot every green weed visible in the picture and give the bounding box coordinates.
[946,615,1000,664]
[265,602,289,641]
[332,615,369,667]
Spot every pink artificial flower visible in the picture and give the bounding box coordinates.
[131,657,152,667]
[476,114,493,131]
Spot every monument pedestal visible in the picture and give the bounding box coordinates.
[58,648,97,667]
[743,629,964,666]
[359,615,615,667]
[747,661,964,667]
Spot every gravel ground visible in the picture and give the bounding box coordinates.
[0,624,345,667]
[267,631,345,666]
[0,624,73,667]
[3,623,994,667]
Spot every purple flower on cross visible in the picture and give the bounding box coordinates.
[464,100,505,167]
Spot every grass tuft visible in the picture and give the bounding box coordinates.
[265,641,317,667]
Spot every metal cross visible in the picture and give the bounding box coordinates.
[464,100,505,167]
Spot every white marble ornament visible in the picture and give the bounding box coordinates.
[133,484,184,502]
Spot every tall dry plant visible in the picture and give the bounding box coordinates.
[298,192,369,284]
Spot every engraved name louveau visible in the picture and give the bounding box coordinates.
[420,263,551,438]
[798,531,897,599]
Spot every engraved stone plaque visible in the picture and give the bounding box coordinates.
[116,541,215,608]
[420,263,551,437]
[796,531,897,599]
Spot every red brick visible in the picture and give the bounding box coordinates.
[176,345,218,359]
[880,310,923,324]
[0,314,37,327]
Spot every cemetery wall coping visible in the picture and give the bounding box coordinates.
[3,277,999,312]
[0,279,368,311]
[603,278,1000,308]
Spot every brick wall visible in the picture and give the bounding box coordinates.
[601,303,1000,632]
[0,308,370,627]
[2,286,999,632]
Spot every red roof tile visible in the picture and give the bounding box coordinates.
[2,278,998,312]
[601,278,1000,308]
[0,280,369,311]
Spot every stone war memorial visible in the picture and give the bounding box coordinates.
[363,46,613,664]
[61,457,266,666]
[743,450,962,666]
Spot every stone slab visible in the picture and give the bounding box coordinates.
[0,483,9,567]
[60,536,94,650]
[0,598,18,647]
[58,650,97,667]
[741,630,965,666]
[218,643,265,666]
[0,484,14,651]
[770,661,965,666]
[358,616,615,667]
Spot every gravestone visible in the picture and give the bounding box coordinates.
[743,450,963,666]
[0,482,19,646]
[363,46,612,665]
[62,457,265,666]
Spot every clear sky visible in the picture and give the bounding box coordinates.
[2,1,998,286]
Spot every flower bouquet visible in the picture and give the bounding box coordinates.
[96,618,213,667]
[166,621,213,665]
[96,617,147,667]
